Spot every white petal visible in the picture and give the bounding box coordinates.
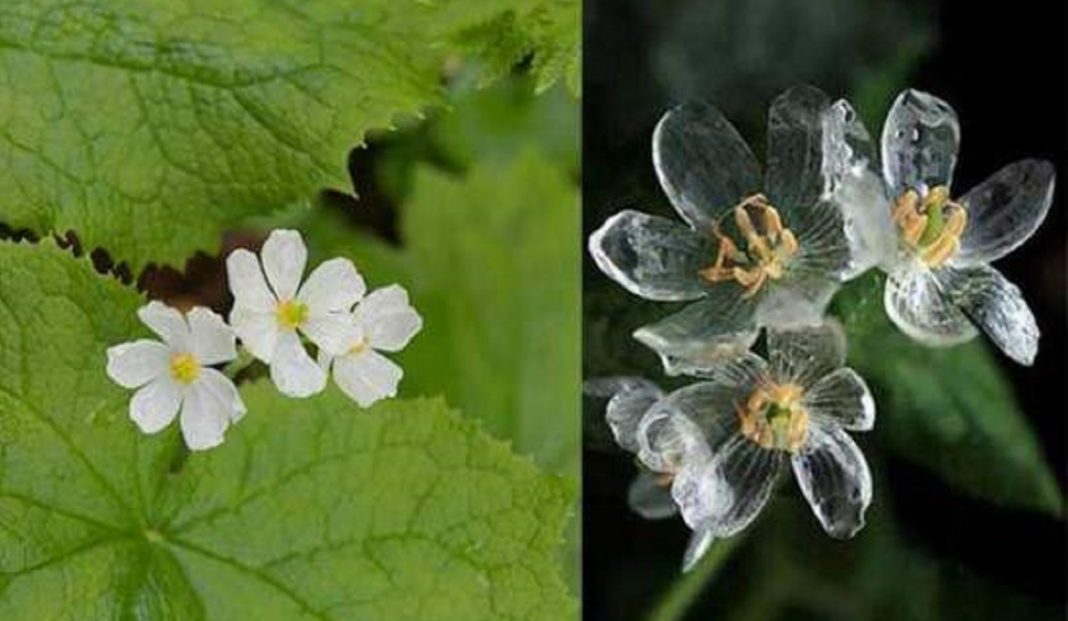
[587,210,714,302]
[955,159,1056,265]
[584,377,664,453]
[226,248,276,311]
[269,330,327,398]
[106,340,169,389]
[137,301,190,351]
[298,257,366,313]
[682,524,717,572]
[626,471,678,520]
[792,424,872,539]
[883,262,976,346]
[187,307,236,366]
[198,368,247,423]
[302,311,360,356]
[803,368,875,431]
[633,293,758,376]
[353,285,423,352]
[261,229,307,300]
[332,350,403,408]
[129,377,182,434]
[766,321,846,389]
[179,379,231,451]
[880,89,960,196]
[938,264,1040,366]
[229,306,279,362]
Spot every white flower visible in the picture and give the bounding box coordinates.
[826,89,1055,365]
[319,285,422,407]
[226,229,366,397]
[106,301,245,451]
[588,86,854,376]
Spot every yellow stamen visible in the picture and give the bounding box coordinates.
[698,193,800,298]
[890,185,968,268]
[169,353,200,385]
[738,380,809,453]
[276,299,308,330]
[346,338,369,356]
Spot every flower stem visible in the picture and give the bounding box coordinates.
[644,535,746,621]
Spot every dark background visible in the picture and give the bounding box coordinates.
[582,0,1065,619]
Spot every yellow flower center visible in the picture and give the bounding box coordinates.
[276,299,308,330]
[699,193,800,298]
[346,337,369,356]
[738,381,809,453]
[169,353,200,385]
[891,186,967,268]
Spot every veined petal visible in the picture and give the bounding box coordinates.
[302,311,360,356]
[653,101,763,231]
[635,400,711,474]
[755,274,839,331]
[682,523,717,572]
[106,340,169,389]
[229,305,279,362]
[784,198,853,282]
[634,294,758,376]
[187,307,236,366]
[129,377,182,434]
[650,378,750,447]
[765,85,832,213]
[584,377,663,453]
[269,330,326,398]
[955,160,1056,265]
[792,424,872,539]
[332,349,403,407]
[261,229,307,301]
[179,378,231,451]
[137,301,190,351]
[938,264,1039,365]
[298,257,366,313]
[353,285,423,352]
[198,368,247,423]
[766,321,846,389]
[880,89,960,196]
[588,210,714,301]
[226,248,276,311]
[884,262,976,346]
[803,368,875,431]
[627,471,678,520]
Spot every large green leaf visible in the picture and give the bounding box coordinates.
[834,272,1061,515]
[0,240,574,619]
[0,0,578,271]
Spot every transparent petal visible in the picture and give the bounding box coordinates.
[269,330,326,398]
[302,310,360,356]
[955,159,1056,265]
[225,248,276,311]
[880,89,960,195]
[583,377,664,453]
[633,294,758,375]
[332,349,403,407]
[802,368,875,431]
[681,524,716,573]
[129,377,182,434]
[792,424,872,539]
[652,101,763,231]
[229,305,279,363]
[353,285,423,352]
[673,435,782,534]
[180,378,231,451]
[298,257,366,313]
[650,377,752,447]
[884,262,976,346]
[106,340,168,389]
[635,399,711,474]
[261,229,307,300]
[938,264,1039,366]
[785,198,853,283]
[187,307,236,366]
[755,273,839,331]
[767,321,846,389]
[627,470,678,520]
[587,210,713,301]
[765,84,832,213]
[137,301,190,351]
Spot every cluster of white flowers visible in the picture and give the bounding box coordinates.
[106,229,422,451]
[588,86,1055,569]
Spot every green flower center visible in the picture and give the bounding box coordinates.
[276,299,308,330]
[169,353,200,385]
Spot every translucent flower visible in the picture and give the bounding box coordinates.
[318,285,422,407]
[226,229,366,397]
[826,89,1055,365]
[652,323,873,568]
[106,301,245,450]
[589,86,854,375]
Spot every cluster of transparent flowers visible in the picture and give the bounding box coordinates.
[588,86,1055,569]
[106,229,422,450]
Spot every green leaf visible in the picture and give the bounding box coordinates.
[833,272,1061,515]
[0,240,575,619]
[0,0,579,271]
